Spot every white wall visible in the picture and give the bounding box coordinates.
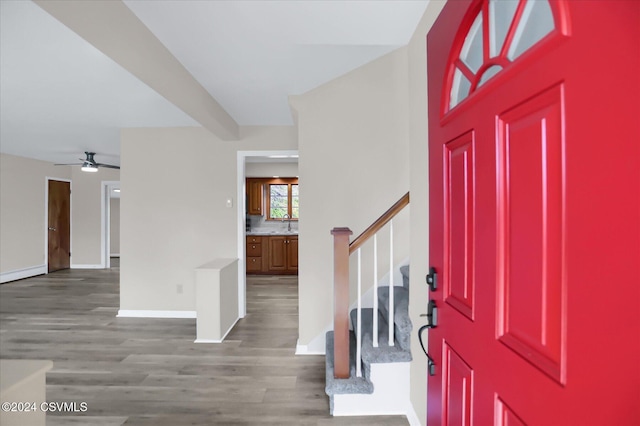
[119,125,297,312]
[0,154,71,274]
[292,47,411,347]
[245,162,298,178]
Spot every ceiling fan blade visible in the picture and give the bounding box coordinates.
[96,163,120,169]
[55,163,82,166]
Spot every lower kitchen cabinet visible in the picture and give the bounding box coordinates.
[247,235,297,275]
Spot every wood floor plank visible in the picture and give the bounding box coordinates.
[0,267,408,425]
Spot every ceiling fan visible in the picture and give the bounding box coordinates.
[55,152,120,172]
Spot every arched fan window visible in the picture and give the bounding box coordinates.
[448,0,565,111]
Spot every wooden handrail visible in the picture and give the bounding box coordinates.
[349,192,410,254]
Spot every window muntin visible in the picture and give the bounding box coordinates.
[448,0,557,111]
[507,0,555,61]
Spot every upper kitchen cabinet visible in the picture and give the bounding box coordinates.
[247,178,264,215]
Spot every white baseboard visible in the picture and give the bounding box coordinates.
[295,328,329,355]
[194,338,222,343]
[195,316,241,344]
[0,264,46,284]
[117,310,197,319]
[406,403,422,426]
[220,316,240,341]
[71,264,104,269]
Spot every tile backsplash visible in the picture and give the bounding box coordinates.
[248,214,298,232]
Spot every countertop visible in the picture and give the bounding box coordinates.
[247,229,298,236]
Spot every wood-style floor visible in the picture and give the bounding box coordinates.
[0,260,408,425]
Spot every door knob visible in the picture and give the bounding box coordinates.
[48,227,57,231]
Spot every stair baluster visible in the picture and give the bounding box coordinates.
[389,220,395,347]
[356,248,362,377]
[373,234,379,348]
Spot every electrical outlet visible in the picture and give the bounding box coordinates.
[177,284,183,294]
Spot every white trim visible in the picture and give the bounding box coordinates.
[295,339,326,355]
[405,403,422,426]
[101,181,120,269]
[295,324,330,355]
[45,177,72,274]
[236,152,247,318]
[236,149,299,321]
[0,265,47,284]
[70,264,104,269]
[117,310,197,318]
[194,316,240,344]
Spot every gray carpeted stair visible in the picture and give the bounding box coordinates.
[325,264,412,407]
[325,331,374,395]
[400,264,410,289]
[350,307,411,363]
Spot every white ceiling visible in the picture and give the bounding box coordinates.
[0,0,429,166]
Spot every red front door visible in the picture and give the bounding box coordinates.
[427,1,639,424]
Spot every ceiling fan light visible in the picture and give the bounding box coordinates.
[81,163,98,172]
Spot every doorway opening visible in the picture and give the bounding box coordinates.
[236,150,298,319]
[101,181,120,269]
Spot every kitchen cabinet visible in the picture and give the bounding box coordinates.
[246,235,298,275]
[246,236,264,273]
[247,179,264,215]
[267,235,298,274]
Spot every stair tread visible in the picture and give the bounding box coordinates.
[350,308,412,363]
[325,331,374,396]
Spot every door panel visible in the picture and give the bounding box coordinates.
[444,132,476,320]
[496,84,566,383]
[443,342,473,426]
[428,1,640,424]
[48,180,70,272]
[494,397,526,426]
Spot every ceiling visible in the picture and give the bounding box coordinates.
[0,0,429,166]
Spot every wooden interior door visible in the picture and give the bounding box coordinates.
[427,0,639,424]
[48,180,71,272]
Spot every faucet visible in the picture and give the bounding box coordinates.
[282,214,291,232]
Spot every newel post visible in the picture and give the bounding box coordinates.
[331,227,352,379]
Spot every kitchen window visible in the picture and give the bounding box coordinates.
[266,178,298,220]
